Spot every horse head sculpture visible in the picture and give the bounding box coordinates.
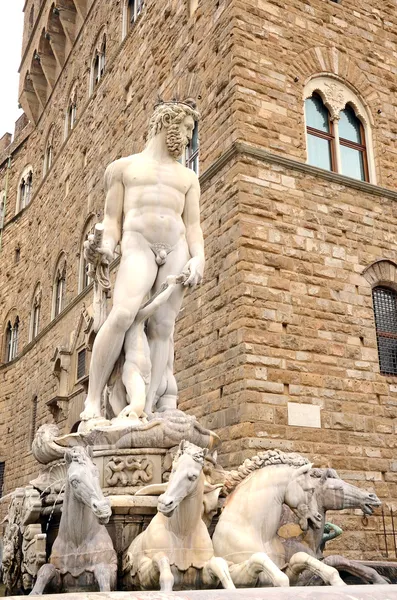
[285,465,322,531]
[65,446,111,524]
[158,440,207,517]
[31,445,117,595]
[310,468,381,516]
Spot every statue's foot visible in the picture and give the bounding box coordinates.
[80,405,102,421]
[111,405,142,426]
[78,417,112,434]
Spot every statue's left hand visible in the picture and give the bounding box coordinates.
[182,256,204,286]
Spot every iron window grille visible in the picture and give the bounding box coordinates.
[373,286,397,376]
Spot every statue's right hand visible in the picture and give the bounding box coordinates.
[83,236,113,266]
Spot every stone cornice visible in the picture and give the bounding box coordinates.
[200,141,397,201]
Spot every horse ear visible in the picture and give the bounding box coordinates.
[65,449,73,464]
[293,463,313,479]
[179,440,185,453]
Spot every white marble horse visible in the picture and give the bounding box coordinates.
[31,446,117,594]
[212,450,345,587]
[123,440,235,591]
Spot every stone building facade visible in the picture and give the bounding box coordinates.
[2,0,397,560]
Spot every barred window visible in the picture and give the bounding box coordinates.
[77,348,86,381]
[30,396,38,446]
[0,461,4,498]
[373,286,397,376]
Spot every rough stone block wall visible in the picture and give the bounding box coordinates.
[2,0,397,562]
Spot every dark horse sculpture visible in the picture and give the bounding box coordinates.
[279,467,387,585]
[31,446,117,594]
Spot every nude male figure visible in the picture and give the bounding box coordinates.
[81,100,204,425]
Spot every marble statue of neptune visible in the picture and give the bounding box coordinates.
[80,100,204,426]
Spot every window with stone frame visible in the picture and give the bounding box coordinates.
[53,257,67,318]
[304,77,374,183]
[43,126,55,177]
[65,86,77,139]
[17,166,33,212]
[30,285,42,341]
[185,121,199,174]
[91,34,106,94]
[126,0,143,34]
[5,316,19,362]
[79,220,95,292]
[372,286,397,376]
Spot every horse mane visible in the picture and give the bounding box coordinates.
[172,440,206,469]
[222,449,310,496]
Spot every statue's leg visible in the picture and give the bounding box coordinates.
[93,563,117,591]
[324,555,389,585]
[285,552,346,586]
[120,358,147,421]
[150,552,174,591]
[146,241,189,414]
[81,245,157,420]
[30,564,61,595]
[229,553,289,588]
[202,556,235,589]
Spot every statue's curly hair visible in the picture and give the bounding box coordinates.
[148,100,200,139]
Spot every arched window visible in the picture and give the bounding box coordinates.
[338,105,368,181]
[304,76,374,183]
[65,85,77,139]
[43,126,55,177]
[5,316,19,362]
[17,166,33,212]
[52,256,67,318]
[90,34,106,94]
[123,0,143,37]
[305,94,335,172]
[185,121,199,174]
[79,219,95,292]
[30,285,42,341]
[372,286,397,376]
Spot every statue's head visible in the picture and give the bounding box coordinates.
[148,98,200,159]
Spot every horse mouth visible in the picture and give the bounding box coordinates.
[158,502,176,517]
[93,504,111,524]
[362,503,377,515]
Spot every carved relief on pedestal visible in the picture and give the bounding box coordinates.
[2,486,46,593]
[104,456,154,487]
[21,525,46,591]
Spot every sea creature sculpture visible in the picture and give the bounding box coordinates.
[123,440,235,591]
[30,446,117,594]
[212,450,345,587]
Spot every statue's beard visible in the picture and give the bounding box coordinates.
[166,124,187,159]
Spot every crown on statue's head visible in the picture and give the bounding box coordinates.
[154,96,198,110]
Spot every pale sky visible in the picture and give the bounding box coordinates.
[0,1,25,139]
